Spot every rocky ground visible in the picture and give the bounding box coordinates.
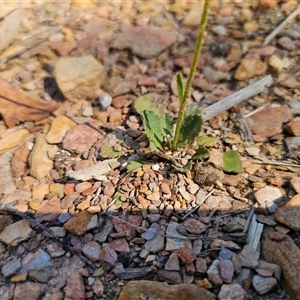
[1,1,300,299]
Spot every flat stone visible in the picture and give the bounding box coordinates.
[254,186,283,213]
[234,58,267,80]
[274,194,300,230]
[46,116,76,144]
[207,259,222,286]
[262,227,300,298]
[182,218,206,234]
[64,210,93,236]
[113,214,142,240]
[112,26,177,59]
[157,269,182,284]
[165,221,186,251]
[165,253,180,271]
[31,183,49,200]
[278,36,295,51]
[54,55,107,100]
[103,76,137,97]
[2,258,21,277]
[94,216,113,243]
[246,106,291,140]
[256,214,277,226]
[252,275,277,295]
[290,177,300,193]
[218,283,248,300]
[193,238,203,256]
[99,245,118,270]
[239,245,260,269]
[35,197,62,222]
[195,257,207,274]
[0,219,34,246]
[82,241,101,261]
[110,238,130,253]
[117,280,216,300]
[219,259,234,283]
[0,152,16,195]
[29,134,57,179]
[0,128,29,155]
[178,247,196,265]
[285,117,300,137]
[210,239,240,250]
[144,231,165,253]
[61,192,80,210]
[62,124,99,154]
[18,249,51,274]
[14,282,45,300]
[65,272,86,300]
[256,260,281,280]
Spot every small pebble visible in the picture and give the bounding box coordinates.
[98,93,113,110]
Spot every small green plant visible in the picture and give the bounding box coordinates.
[134,0,242,174]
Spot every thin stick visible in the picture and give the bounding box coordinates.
[263,5,300,46]
[181,189,214,220]
[243,207,255,233]
[201,75,272,121]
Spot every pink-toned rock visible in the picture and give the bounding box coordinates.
[195,257,207,274]
[110,238,130,253]
[218,283,247,300]
[239,245,259,269]
[256,260,281,280]
[117,280,216,300]
[254,186,283,213]
[99,245,118,270]
[252,275,277,295]
[112,26,177,58]
[92,279,104,297]
[62,124,99,154]
[138,76,158,86]
[219,259,234,283]
[50,40,77,56]
[285,117,300,136]
[182,218,206,234]
[47,241,66,257]
[35,197,62,222]
[248,45,275,56]
[14,282,45,300]
[0,189,30,207]
[113,214,143,240]
[61,192,80,210]
[112,94,134,109]
[234,58,267,80]
[246,106,291,140]
[46,116,76,144]
[157,270,182,284]
[65,272,85,300]
[83,241,101,261]
[11,139,32,178]
[75,182,92,193]
[64,210,93,236]
[274,194,300,230]
[262,227,300,298]
[210,239,240,250]
[290,177,300,193]
[202,66,230,83]
[103,76,137,97]
[278,36,295,51]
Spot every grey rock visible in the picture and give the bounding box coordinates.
[252,275,277,295]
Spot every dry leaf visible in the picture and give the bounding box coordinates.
[0,78,58,127]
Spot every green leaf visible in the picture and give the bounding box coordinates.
[113,190,123,205]
[178,113,203,147]
[173,160,192,172]
[134,93,164,117]
[223,151,243,173]
[126,158,145,172]
[100,145,122,158]
[184,107,202,117]
[141,110,173,151]
[176,73,185,105]
[192,147,209,159]
[195,135,217,147]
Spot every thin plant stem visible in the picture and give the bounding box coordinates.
[172,0,211,150]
